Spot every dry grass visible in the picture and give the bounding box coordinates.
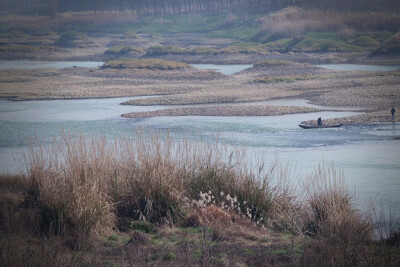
[372,32,400,55]
[24,134,116,248]
[259,7,400,39]
[302,164,375,266]
[20,130,300,239]
[0,131,398,265]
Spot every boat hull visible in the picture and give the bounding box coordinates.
[299,124,343,129]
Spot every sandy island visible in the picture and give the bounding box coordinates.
[0,32,399,126]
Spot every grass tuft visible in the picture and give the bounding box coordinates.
[372,32,400,55]
[105,45,144,55]
[0,29,29,38]
[102,58,191,70]
[254,59,295,67]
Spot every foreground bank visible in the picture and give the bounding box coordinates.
[1,131,399,266]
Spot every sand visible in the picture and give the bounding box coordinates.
[1,32,399,125]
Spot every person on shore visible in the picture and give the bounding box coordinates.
[317,117,322,126]
[391,107,396,120]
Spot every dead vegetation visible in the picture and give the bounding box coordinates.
[1,131,399,266]
[257,7,400,40]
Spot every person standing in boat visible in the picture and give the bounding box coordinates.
[391,107,395,120]
[317,117,322,126]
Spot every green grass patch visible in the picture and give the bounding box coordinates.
[146,45,220,55]
[221,42,268,54]
[291,32,364,52]
[163,252,176,261]
[177,227,202,234]
[208,26,260,40]
[150,254,158,261]
[254,59,295,67]
[103,58,191,70]
[348,35,379,47]
[272,248,290,255]
[0,45,38,52]
[0,30,29,38]
[169,236,179,243]
[264,32,366,52]
[150,237,159,245]
[255,75,312,83]
[107,234,119,241]
[54,30,88,47]
[58,30,87,40]
[244,248,255,255]
[105,45,144,54]
[370,31,393,43]
[31,29,57,36]
[103,260,116,267]
[373,43,400,55]
[129,221,155,233]
[146,45,185,55]
[263,38,293,52]
[372,33,400,55]
[122,31,139,38]
[192,249,202,259]
[146,42,269,56]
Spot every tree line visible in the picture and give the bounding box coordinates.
[1,0,399,17]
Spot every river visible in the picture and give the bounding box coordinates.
[0,61,399,224]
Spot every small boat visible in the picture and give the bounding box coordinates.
[299,124,343,129]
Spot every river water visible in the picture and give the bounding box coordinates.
[0,61,399,224]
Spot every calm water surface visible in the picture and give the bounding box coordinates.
[0,61,399,223]
[1,60,399,73]
[1,97,399,220]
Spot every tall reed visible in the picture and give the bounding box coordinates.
[22,129,375,255]
[303,163,373,266]
[259,7,400,37]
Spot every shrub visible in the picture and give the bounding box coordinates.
[254,59,295,67]
[0,45,38,52]
[24,133,115,248]
[54,30,89,47]
[0,30,29,38]
[146,45,184,55]
[129,221,155,233]
[102,58,191,70]
[372,32,400,55]
[105,45,144,54]
[303,164,373,266]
